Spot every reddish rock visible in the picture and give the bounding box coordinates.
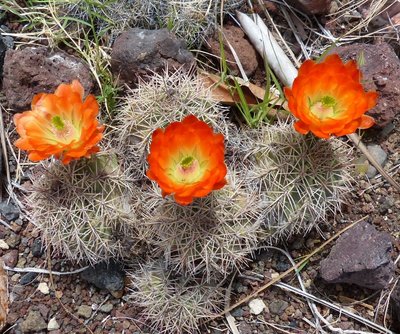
[111,28,195,87]
[320,221,394,290]
[2,249,18,267]
[37,303,50,318]
[330,43,400,128]
[2,47,94,111]
[205,24,259,77]
[286,0,332,15]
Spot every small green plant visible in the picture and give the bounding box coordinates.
[28,153,135,264]
[232,68,283,128]
[218,31,285,128]
[129,261,224,334]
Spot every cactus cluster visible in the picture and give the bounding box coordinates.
[108,69,353,332]
[133,0,245,47]
[21,64,355,333]
[129,261,224,334]
[28,153,135,264]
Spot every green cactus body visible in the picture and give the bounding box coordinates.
[129,261,224,334]
[134,170,266,281]
[246,122,353,241]
[113,69,229,181]
[28,153,135,264]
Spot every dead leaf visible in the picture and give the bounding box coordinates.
[199,72,238,105]
[199,71,282,106]
[0,260,9,330]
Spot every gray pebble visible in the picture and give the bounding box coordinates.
[5,233,21,248]
[269,300,289,315]
[231,307,244,317]
[77,305,92,319]
[366,144,387,178]
[0,200,20,221]
[99,303,114,313]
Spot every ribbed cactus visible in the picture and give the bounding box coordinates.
[56,0,244,47]
[244,122,353,241]
[28,153,135,264]
[129,261,224,334]
[132,0,245,47]
[113,69,229,180]
[133,169,266,281]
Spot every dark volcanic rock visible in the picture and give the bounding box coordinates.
[19,272,38,285]
[286,0,332,14]
[111,28,195,87]
[31,238,43,257]
[3,46,93,111]
[320,221,394,290]
[0,200,19,221]
[0,26,14,78]
[331,43,400,128]
[81,260,124,294]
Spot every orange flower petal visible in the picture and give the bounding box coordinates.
[285,54,378,138]
[146,115,227,205]
[13,81,103,164]
[294,120,310,135]
[359,115,375,129]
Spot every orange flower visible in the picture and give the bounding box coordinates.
[284,54,378,138]
[14,80,104,164]
[146,115,227,205]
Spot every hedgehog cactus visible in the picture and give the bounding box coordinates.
[245,122,353,241]
[113,69,229,180]
[133,168,266,281]
[129,261,224,334]
[132,0,245,47]
[28,153,135,264]
[57,0,244,47]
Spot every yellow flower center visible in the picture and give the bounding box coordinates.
[180,156,195,169]
[310,95,338,120]
[52,116,65,130]
[50,116,77,143]
[172,155,203,183]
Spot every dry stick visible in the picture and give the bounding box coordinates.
[4,265,89,275]
[237,11,298,87]
[216,216,365,317]
[347,133,400,192]
[276,282,394,334]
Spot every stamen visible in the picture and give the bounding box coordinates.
[180,156,194,169]
[51,116,65,130]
